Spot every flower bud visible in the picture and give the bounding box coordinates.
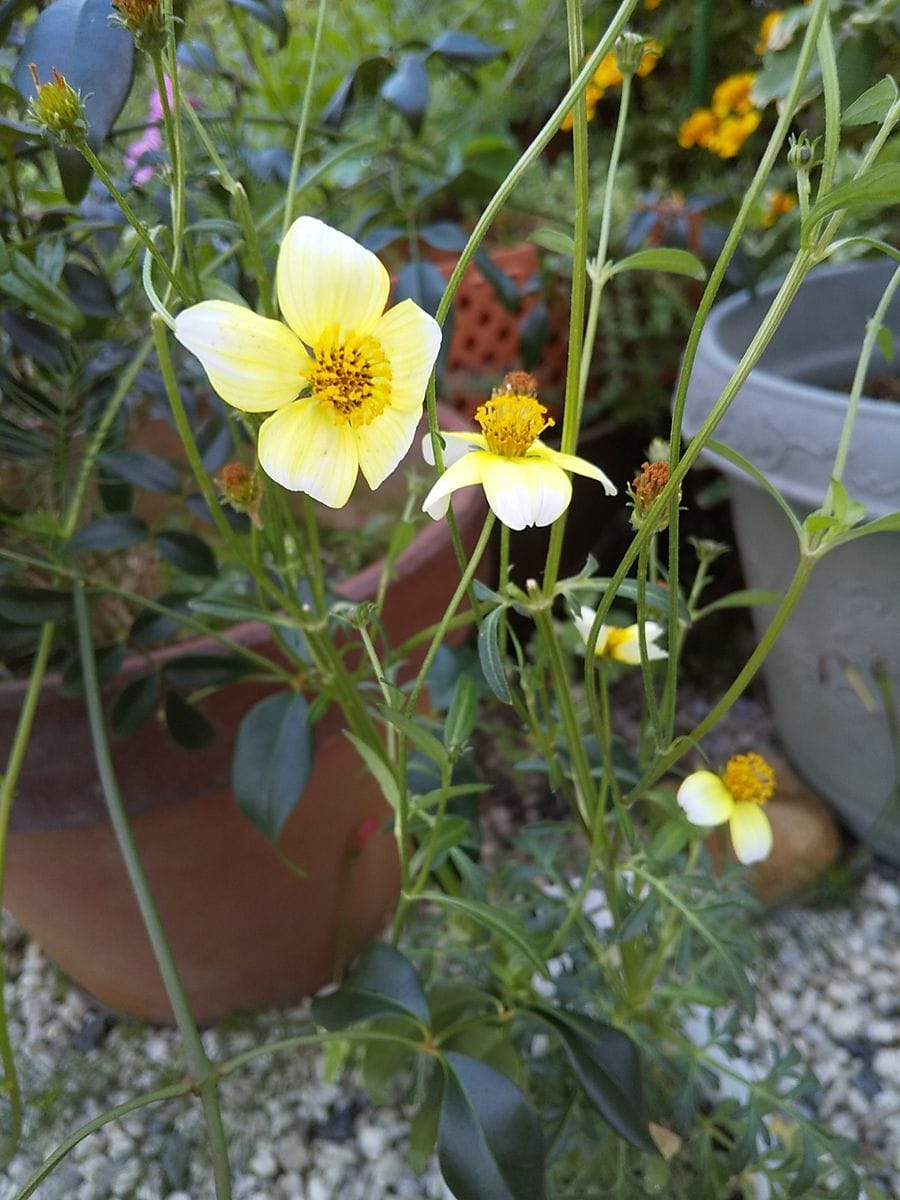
[787,131,817,171]
[215,461,264,528]
[614,31,649,77]
[27,65,88,146]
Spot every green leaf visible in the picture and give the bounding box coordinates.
[477,606,511,703]
[409,1067,443,1174]
[110,674,161,738]
[648,818,692,863]
[803,164,900,234]
[444,673,478,749]
[59,642,125,697]
[377,704,447,768]
[0,584,72,624]
[614,892,659,943]
[227,0,287,46]
[415,891,546,975]
[419,221,469,252]
[312,943,430,1029]
[532,1007,656,1153]
[438,1051,545,1200]
[841,76,898,126]
[161,653,253,689]
[344,731,401,811]
[824,236,900,264]
[609,248,707,281]
[693,588,782,619]
[129,594,191,646]
[155,530,218,577]
[67,514,148,553]
[0,250,85,331]
[528,228,575,257]
[63,263,117,318]
[99,451,182,494]
[232,691,313,841]
[380,54,430,133]
[703,439,804,539]
[394,259,447,318]
[876,324,894,362]
[164,690,214,750]
[429,31,503,66]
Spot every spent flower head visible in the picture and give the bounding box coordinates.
[27,65,88,145]
[110,0,168,54]
[215,462,264,529]
[627,459,672,530]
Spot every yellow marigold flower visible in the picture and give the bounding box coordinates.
[756,10,785,55]
[678,108,717,150]
[561,41,661,133]
[574,606,667,664]
[676,752,775,864]
[174,217,441,507]
[634,39,662,78]
[422,373,616,530]
[593,51,624,92]
[645,0,663,9]
[560,81,602,132]
[707,110,761,158]
[712,72,757,118]
[762,187,797,228]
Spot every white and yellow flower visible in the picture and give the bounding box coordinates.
[574,606,667,664]
[421,373,616,531]
[676,752,775,865]
[174,217,441,507]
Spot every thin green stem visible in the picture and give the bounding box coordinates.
[151,49,186,301]
[815,16,840,203]
[72,582,232,1198]
[690,0,714,108]
[280,0,328,246]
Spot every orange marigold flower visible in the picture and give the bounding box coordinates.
[707,110,761,158]
[678,108,716,150]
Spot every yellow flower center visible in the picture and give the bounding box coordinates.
[310,326,392,427]
[723,752,775,807]
[474,393,554,458]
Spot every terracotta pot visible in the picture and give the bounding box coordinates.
[1,407,487,1023]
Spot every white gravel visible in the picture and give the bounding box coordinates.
[1,861,898,1198]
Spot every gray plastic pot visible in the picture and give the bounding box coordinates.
[681,258,900,862]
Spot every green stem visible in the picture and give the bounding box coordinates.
[72,583,232,1198]
[151,49,186,301]
[280,0,328,245]
[78,143,185,299]
[690,0,714,108]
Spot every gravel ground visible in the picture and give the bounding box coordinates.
[1,856,898,1199]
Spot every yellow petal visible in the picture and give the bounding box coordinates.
[422,431,486,467]
[480,456,572,530]
[257,397,358,507]
[276,216,390,344]
[373,299,442,411]
[355,406,422,491]
[608,622,668,664]
[174,301,309,413]
[729,802,773,865]
[531,442,618,495]
[422,451,489,520]
[676,771,734,827]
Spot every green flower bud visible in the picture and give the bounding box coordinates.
[27,65,89,146]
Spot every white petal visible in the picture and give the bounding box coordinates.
[422,451,489,520]
[480,457,572,530]
[730,803,773,865]
[573,605,596,644]
[676,771,734,827]
[257,398,358,507]
[609,623,668,665]
[276,216,389,344]
[174,301,309,412]
[422,431,485,467]
[532,443,618,495]
[355,406,422,491]
[374,300,442,411]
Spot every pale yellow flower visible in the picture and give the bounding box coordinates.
[574,606,667,664]
[422,374,615,530]
[174,217,441,507]
[676,752,775,865]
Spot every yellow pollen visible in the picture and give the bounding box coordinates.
[310,326,392,427]
[474,392,554,458]
[723,752,775,807]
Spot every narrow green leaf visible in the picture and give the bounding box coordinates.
[876,324,894,363]
[67,514,148,553]
[444,673,478,749]
[841,76,898,126]
[438,1051,545,1200]
[312,943,430,1029]
[477,606,511,703]
[693,588,782,619]
[161,653,254,689]
[528,228,575,257]
[232,691,313,841]
[110,674,160,738]
[344,731,401,811]
[610,248,706,281]
[377,704,447,768]
[415,891,546,975]
[703,439,803,538]
[0,250,84,330]
[614,892,659,944]
[803,164,900,234]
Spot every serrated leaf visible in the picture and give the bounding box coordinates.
[232,690,313,841]
[415,892,546,975]
[99,450,182,494]
[0,584,72,624]
[312,943,430,1029]
[842,76,898,126]
[155,529,218,577]
[380,54,430,132]
[438,1051,545,1200]
[429,31,503,66]
[110,674,161,738]
[610,248,706,281]
[533,1007,656,1152]
[803,164,900,234]
[161,653,253,688]
[477,606,510,703]
[164,690,214,749]
[67,514,148,552]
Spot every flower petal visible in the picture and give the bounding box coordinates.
[422,431,486,467]
[174,301,309,413]
[573,607,611,657]
[355,406,422,491]
[257,397,358,507]
[373,299,442,411]
[277,216,390,344]
[480,456,572,530]
[676,771,734,827]
[531,442,618,495]
[608,623,668,664]
[422,451,489,520]
[729,803,773,865]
